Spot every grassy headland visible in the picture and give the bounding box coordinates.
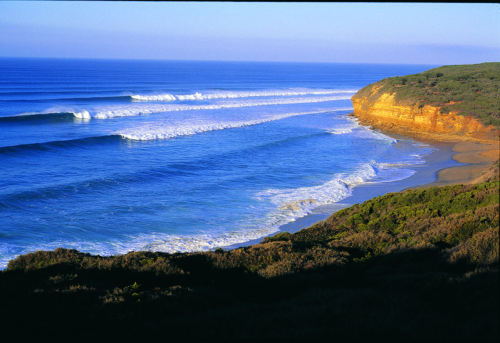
[354,62,500,128]
[1,64,499,339]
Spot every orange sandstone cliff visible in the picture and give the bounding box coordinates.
[351,91,499,144]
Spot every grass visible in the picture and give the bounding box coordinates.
[1,180,498,340]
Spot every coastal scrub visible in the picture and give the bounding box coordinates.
[2,181,498,340]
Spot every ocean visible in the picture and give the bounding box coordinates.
[0,58,440,268]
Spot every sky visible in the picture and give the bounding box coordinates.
[0,1,498,65]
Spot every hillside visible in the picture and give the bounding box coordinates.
[1,180,498,340]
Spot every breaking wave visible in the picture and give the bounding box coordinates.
[255,160,417,228]
[118,109,343,141]
[76,95,352,119]
[130,88,356,102]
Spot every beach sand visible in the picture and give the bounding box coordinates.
[417,141,499,188]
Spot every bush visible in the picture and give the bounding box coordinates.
[1,180,498,340]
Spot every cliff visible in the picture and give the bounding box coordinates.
[351,63,500,144]
[351,92,499,143]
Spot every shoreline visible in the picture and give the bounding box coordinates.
[223,132,498,251]
[413,140,499,188]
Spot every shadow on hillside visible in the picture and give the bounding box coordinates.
[1,245,498,341]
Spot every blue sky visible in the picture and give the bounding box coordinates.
[0,2,498,64]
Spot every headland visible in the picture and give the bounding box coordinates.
[350,62,499,188]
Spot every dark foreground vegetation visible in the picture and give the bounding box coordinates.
[1,175,498,340]
[354,62,500,128]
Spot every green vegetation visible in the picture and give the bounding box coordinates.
[353,62,500,128]
[1,180,498,340]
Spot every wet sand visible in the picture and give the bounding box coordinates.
[417,141,499,188]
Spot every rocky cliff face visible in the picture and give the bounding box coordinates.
[351,92,499,143]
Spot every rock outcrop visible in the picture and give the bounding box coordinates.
[351,92,499,144]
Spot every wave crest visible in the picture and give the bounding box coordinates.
[83,96,352,119]
[255,162,380,222]
[129,88,356,102]
[118,110,336,141]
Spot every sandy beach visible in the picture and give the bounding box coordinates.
[418,141,499,188]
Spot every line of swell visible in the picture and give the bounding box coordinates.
[130,89,357,102]
[0,112,77,124]
[0,166,183,208]
[79,96,353,119]
[0,135,122,154]
[117,109,349,141]
[0,94,129,102]
[0,131,330,206]
[1,96,352,123]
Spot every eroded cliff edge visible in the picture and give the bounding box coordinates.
[351,92,499,143]
[350,63,500,144]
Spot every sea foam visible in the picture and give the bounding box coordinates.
[117,109,348,141]
[75,95,353,119]
[130,88,356,102]
[255,162,379,223]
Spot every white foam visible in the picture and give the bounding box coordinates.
[73,110,91,120]
[176,92,205,101]
[349,126,398,143]
[363,129,398,143]
[344,115,399,143]
[129,88,357,102]
[254,162,380,227]
[371,162,416,183]
[251,158,420,230]
[138,226,279,253]
[326,119,397,143]
[118,109,345,141]
[0,223,283,270]
[77,95,353,120]
[131,94,177,102]
[327,127,355,135]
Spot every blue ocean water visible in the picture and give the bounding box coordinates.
[0,58,437,268]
